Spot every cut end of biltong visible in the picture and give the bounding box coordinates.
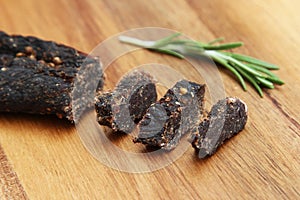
[192,97,248,158]
[134,79,205,150]
[95,70,157,133]
[0,31,104,122]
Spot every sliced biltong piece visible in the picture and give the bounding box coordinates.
[0,31,103,122]
[134,80,205,150]
[95,71,157,133]
[95,92,114,128]
[192,97,248,158]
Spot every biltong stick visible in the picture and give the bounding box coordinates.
[192,97,248,158]
[0,31,103,122]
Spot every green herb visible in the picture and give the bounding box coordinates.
[119,33,284,97]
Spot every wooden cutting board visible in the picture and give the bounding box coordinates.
[0,145,28,199]
[0,0,299,199]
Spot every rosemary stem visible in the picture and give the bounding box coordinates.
[210,54,247,91]
[119,36,155,48]
[118,33,283,97]
[205,50,265,78]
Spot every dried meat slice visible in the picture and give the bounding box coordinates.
[95,70,157,133]
[0,31,103,122]
[192,97,248,158]
[134,79,205,150]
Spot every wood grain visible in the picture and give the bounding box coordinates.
[0,0,299,199]
[0,145,28,199]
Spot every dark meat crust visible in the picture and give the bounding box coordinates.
[134,79,205,150]
[95,70,157,133]
[134,89,181,149]
[192,97,248,158]
[0,31,103,122]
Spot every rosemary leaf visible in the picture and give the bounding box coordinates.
[152,33,181,48]
[211,55,247,91]
[228,59,266,78]
[235,66,264,97]
[224,52,279,70]
[150,48,185,59]
[169,40,197,45]
[208,37,225,45]
[203,42,243,50]
[245,63,279,78]
[265,76,285,85]
[245,63,284,85]
[256,77,275,89]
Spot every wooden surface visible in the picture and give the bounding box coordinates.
[0,0,299,199]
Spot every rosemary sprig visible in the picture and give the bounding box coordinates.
[119,33,284,97]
